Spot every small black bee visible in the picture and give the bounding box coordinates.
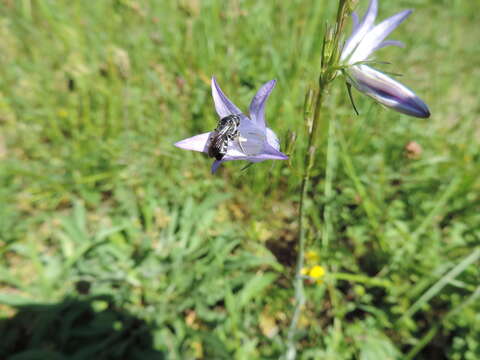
[207,114,241,160]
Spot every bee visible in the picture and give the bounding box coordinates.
[207,114,241,160]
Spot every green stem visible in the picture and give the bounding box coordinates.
[330,272,391,288]
[286,1,353,358]
[286,86,325,360]
[321,115,336,248]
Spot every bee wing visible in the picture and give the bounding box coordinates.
[207,131,225,156]
[217,124,232,137]
[211,133,226,150]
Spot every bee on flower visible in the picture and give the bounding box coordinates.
[174,78,288,173]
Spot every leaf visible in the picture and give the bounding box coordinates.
[359,332,401,360]
[238,273,277,308]
[402,248,480,320]
[0,293,38,307]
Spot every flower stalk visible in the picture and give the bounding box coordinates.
[286,1,353,358]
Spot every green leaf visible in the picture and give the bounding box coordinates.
[238,273,278,308]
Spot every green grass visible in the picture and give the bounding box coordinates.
[0,0,479,359]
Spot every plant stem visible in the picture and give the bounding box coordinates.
[330,272,391,288]
[286,2,353,358]
[321,115,336,248]
[286,80,326,360]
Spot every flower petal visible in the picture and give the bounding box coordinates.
[211,155,249,173]
[225,142,248,157]
[266,127,281,151]
[174,132,212,153]
[249,80,276,129]
[237,120,266,156]
[351,12,360,33]
[211,159,225,173]
[348,65,430,118]
[211,151,287,173]
[341,0,378,61]
[263,128,288,159]
[349,9,412,64]
[210,139,288,173]
[211,77,242,118]
[373,39,405,52]
[261,143,289,160]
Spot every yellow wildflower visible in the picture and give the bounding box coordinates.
[309,265,326,280]
[301,265,326,285]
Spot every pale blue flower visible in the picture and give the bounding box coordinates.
[175,77,288,173]
[341,0,430,118]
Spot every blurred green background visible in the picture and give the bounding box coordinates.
[0,0,479,359]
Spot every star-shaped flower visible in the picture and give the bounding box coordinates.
[341,0,430,118]
[175,77,288,173]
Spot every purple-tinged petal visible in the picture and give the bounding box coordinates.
[211,77,242,118]
[348,65,430,118]
[211,155,249,173]
[264,128,288,160]
[225,142,248,157]
[359,0,378,27]
[249,80,276,130]
[211,151,287,173]
[349,9,412,64]
[174,132,212,153]
[351,12,360,33]
[373,39,405,52]
[341,0,378,61]
[237,120,266,156]
[266,128,281,151]
[260,144,289,160]
[211,159,224,173]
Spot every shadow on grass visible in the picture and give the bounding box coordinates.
[0,295,165,360]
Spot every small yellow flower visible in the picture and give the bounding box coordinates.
[57,108,69,118]
[309,265,325,280]
[300,267,309,276]
[305,250,319,263]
